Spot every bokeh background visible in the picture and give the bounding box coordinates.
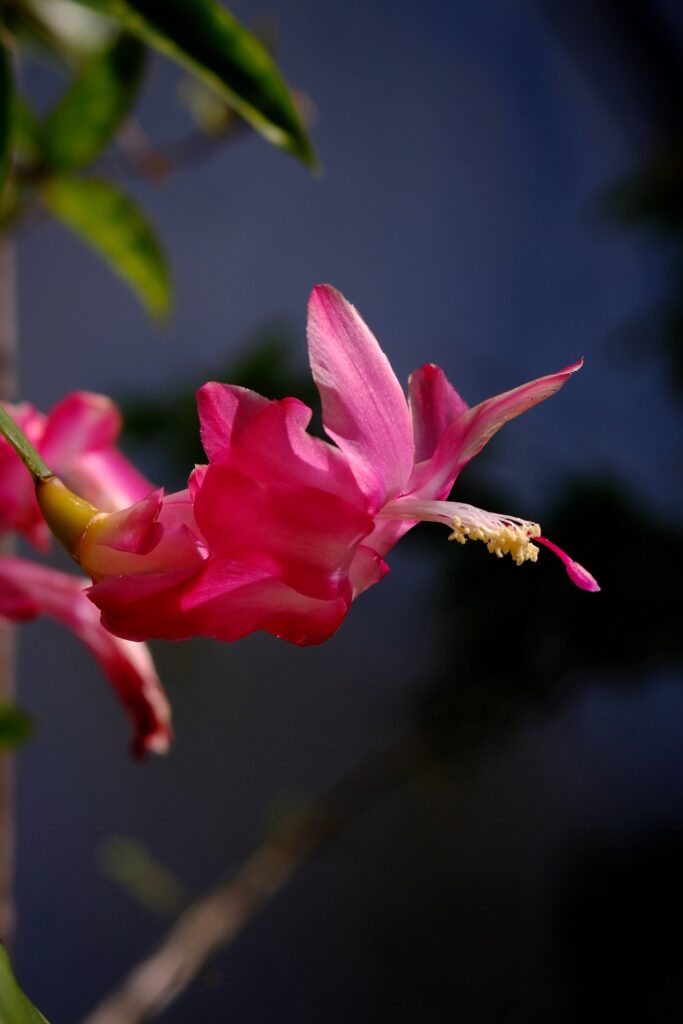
[13,0,683,1020]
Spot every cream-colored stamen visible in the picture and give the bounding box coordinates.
[377,497,541,566]
[448,514,540,566]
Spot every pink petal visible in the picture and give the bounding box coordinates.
[79,490,205,580]
[408,363,469,462]
[64,449,154,513]
[199,397,366,505]
[196,466,367,601]
[357,517,419,560]
[87,567,199,641]
[89,561,350,647]
[0,402,50,549]
[411,360,584,498]
[188,464,207,501]
[41,392,153,510]
[0,571,40,620]
[0,557,172,757]
[182,561,352,644]
[307,285,414,508]
[197,383,270,462]
[1,395,153,551]
[348,544,391,598]
[193,400,373,601]
[41,392,121,456]
[86,490,165,555]
[6,401,46,443]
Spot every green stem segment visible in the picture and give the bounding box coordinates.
[0,403,53,481]
[35,477,99,558]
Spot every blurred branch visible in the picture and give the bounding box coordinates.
[12,115,248,200]
[111,82,314,182]
[108,114,250,182]
[82,732,426,1024]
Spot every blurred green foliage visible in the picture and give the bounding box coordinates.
[601,141,683,391]
[603,143,683,231]
[41,175,171,317]
[0,945,48,1023]
[99,837,189,916]
[0,0,316,316]
[414,476,683,765]
[0,701,32,748]
[41,33,146,172]
[0,39,11,196]
[72,0,316,167]
[541,1,683,394]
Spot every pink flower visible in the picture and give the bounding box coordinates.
[82,285,598,646]
[0,391,171,756]
[0,558,171,757]
[0,391,153,550]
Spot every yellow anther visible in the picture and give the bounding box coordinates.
[448,515,540,566]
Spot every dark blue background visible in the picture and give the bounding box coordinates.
[12,1,683,1020]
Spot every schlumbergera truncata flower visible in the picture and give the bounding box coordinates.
[29,285,598,649]
[0,392,172,757]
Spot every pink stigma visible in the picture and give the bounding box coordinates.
[536,536,600,592]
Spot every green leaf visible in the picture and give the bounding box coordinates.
[0,40,12,199]
[0,703,33,749]
[43,33,146,171]
[12,98,42,163]
[70,0,316,167]
[99,837,189,916]
[0,945,49,1023]
[41,176,171,317]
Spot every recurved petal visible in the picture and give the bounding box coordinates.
[197,382,270,462]
[307,285,414,508]
[88,631,173,757]
[79,490,205,580]
[348,544,390,598]
[411,359,583,498]
[84,490,165,557]
[408,363,469,462]
[0,557,172,757]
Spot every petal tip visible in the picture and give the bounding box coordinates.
[309,283,343,311]
[132,727,173,760]
[409,362,440,380]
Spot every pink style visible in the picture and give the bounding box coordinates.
[82,285,598,646]
[0,392,171,757]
